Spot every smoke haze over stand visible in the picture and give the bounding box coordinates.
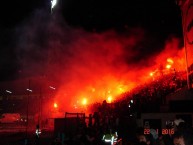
[11,9,185,113]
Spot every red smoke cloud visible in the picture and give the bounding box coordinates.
[15,12,185,116]
[50,32,185,114]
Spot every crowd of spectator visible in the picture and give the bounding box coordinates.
[48,71,193,145]
[114,71,187,114]
[50,112,193,145]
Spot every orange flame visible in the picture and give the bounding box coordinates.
[54,103,58,108]
[167,58,174,64]
[107,96,113,103]
[82,98,87,105]
[166,64,171,69]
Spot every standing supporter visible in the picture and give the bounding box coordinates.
[136,128,154,145]
[172,131,192,145]
[93,112,100,127]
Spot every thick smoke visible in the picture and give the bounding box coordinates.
[14,9,185,113]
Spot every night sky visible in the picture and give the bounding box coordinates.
[0,0,183,81]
